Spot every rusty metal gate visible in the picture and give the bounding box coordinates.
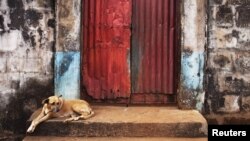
[82,0,131,101]
[82,0,176,104]
[131,0,176,103]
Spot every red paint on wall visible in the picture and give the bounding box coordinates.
[82,0,132,100]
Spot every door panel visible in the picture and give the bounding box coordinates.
[131,0,176,95]
[82,0,132,100]
[82,0,177,103]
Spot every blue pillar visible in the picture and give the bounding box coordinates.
[178,0,206,111]
[55,52,80,99]
[55,0,81,99]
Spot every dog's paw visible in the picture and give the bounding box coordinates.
[27,125,35,133]
[63,119,70,123]
[63,117,79,123]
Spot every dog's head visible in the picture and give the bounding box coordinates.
[42,95,63,113]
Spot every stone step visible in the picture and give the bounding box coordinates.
[26,106,207,137]
[23,136,208,141]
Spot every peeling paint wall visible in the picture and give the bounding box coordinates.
[55,52,80,99]
[178,0,206,111]
[206,0,250,123]
[55,0,81,99]
[0,0,54,134]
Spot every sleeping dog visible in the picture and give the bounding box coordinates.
[27,95,94,133]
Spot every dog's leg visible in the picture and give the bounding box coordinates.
[27,112,51,133]
[78,111,95,120]
[73,104,95,120]
[27,110,45,133]
[64,111,94,122]
[64,105,94,122]
[63,114,78,123]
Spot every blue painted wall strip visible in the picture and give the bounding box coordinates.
[55,52,80,99]
[180,51,205,111]
[181,52,204,90]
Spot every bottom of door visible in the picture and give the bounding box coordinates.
[82,91,176,105]
[130,93,176,104]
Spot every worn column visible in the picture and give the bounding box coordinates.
[178,0,206,111]
[55,0,81,99]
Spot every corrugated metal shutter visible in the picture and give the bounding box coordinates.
[131,0,176,94]
[82,0,132,100]
[82,0,177,103]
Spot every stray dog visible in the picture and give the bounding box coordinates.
[27,95,94,133]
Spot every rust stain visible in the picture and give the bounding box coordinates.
[82,0,131,100]
[131,0,176,94]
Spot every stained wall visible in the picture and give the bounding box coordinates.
[0,0,55,133]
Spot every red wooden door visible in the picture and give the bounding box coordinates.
[82,0,132,101]
[131,0,176,104]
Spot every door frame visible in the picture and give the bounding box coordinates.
[51,0,208,109]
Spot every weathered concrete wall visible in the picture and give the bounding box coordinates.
[55,0,81,99]
[206,0,250,123]
[178,0,206,111]
[0,0,54,133]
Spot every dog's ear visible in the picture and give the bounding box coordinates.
[58,95,62,97]
[42,98,49,105]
